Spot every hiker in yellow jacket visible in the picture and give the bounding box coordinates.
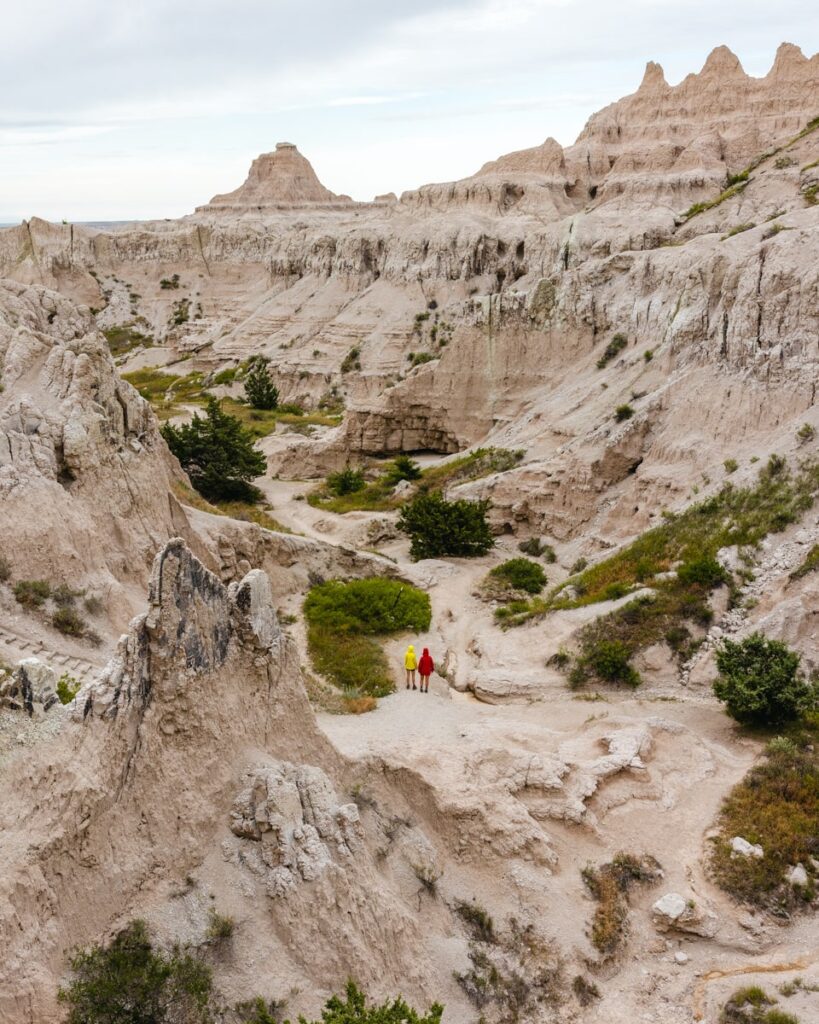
[404,644,417,690]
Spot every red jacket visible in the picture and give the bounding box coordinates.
[418,649,434,676]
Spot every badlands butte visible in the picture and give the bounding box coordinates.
[0,40,818,1024]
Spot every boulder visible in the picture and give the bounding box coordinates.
[0,658,58,715]
[787,863,809,887]
[652,892,718,937]
[731,836,764,858]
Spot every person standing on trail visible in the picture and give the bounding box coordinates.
[418,647,434,693]
[404,644,417,689]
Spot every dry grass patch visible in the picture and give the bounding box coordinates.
[581,853,662,956]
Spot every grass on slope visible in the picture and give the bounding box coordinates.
[171,479,290,533]
[304,578,431,698]
[308,447,524,514]
[501,456,819,689]
[682,113,819,222]
[123,367,342,432]
[710,725,819,912]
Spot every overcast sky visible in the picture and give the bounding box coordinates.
[1,0,816,221]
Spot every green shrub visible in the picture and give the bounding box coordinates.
[720,984,799,1024]
[53,583,82,606]
[797,423,815,444]
[397,492,494,561]
[454,900,495,943]
[340,347,361,373]
[159,274,180,290]
[385,455,421,484]
[292,982,442,1024]
[235,997,283,1024]
[56,672,81,705]
[713,634,815,726]
[489,558,547,595]
[614,404,634,422]
[517,537,556,561]
[58,920,213,1024]
[790,543,819,581]
[161,398,266,503]
[724,458,738,474]
[579,639,641,688]
[304,578,431,697]
[643,349,654,362]
[326,467,365,496]
[0,555,11,582]
[243,356,279,410]
[596,333,628,369]
[52,606,86,637]
[677,555,727,588]
[14,579,51,607]
[206,909,234,942]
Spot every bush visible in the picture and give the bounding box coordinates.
[159,274,180,290]
[489,558,547,595]
[517,537,556,561]
[385,454,421,484]
[52,607,86,637]
[596,333,628,369]
[724,458,738,474]
[340,346,361,373]
[58,920,212,1024]
[397,492,494,561]
[583,639,641,688]
[581,853,661,955]
[304,578,431,697]
[797,422,815,444]
[720,985,798,1024]
[161,398,266,503]
[206,909,234,942]
[294,982,442,1024]
[713,633,815,726]
[677,555,727,588]
[614,404,634,422]
[14,579,51,607]
[243,357,279,410]
[454,900,495,943]
[326,466,365,496]
[0,555,11,582]
[235,997,284,1024]
[643,349,653,362]
[56,672,81,705]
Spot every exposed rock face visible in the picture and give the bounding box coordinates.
[198,141,352,212]
[0,281,204,627]
[0,541,440,1023]
[0,657,58,714]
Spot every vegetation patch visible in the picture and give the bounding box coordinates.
[304,577,431,697]
[291,982,442,1024]
[58,919,213,1024]
[170,480,289,533]
[683,180,749,220]
[581,853,662,957]
[722,223,756,240]
[398,492,494,561]
[453,914,563,1024]
[162,398,266,503]
[56,672,81,705]
[713,634,816,726]
[243,356,279,410]
[596,333,627,369]
[710,728,819,912]
[720,985,800,1023]
[488,558,547,596]
[103,323,153,357]
[307,449,520,515]
[499,457,819,660]
[790,543,819,581]
[517,537,556,561]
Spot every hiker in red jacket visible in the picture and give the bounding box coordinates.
[417,647,434,693]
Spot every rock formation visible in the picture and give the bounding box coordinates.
[198,141,353,213]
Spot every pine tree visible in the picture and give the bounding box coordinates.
[243,356,279,410]
[161,398,266,502]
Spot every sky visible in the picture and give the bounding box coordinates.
[1,0,817,222]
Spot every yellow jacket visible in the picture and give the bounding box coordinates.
[404,645,417,670]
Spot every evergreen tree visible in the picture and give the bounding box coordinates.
[397,492,494,560]
[162,398,266,502]
[243,356,279,410]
